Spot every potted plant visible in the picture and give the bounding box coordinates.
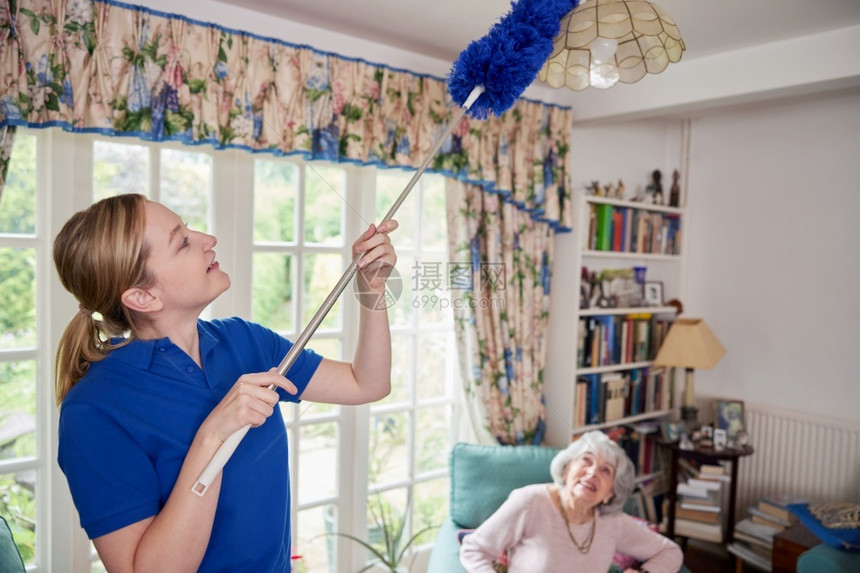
[323,495,437,573]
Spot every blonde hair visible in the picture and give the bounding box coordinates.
[53,194,153,406]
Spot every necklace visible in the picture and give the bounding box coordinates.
[558,494,596,554]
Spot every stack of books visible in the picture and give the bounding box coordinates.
[749,494,805,531]
[672,472,725,543]
[727,493,808,572]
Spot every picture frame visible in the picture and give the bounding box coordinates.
[660,421,683,443]
[713,428,728,450]
[644,281,664,306]
[714,399,745,440]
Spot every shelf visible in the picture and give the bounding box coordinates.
[584,195,683,215]
[576,361,655,375]
[571,410,672,435]
[580,305,678,317]
[582,250,681,261]
[635,470,665,485]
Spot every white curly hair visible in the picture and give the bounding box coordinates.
[549,430,636,515]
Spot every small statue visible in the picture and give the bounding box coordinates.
[646,170,663,205]
[587,180,600,196]
[669,170,681,207]
[616,179,625,200]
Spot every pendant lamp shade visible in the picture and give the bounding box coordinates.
[539,0,685,91]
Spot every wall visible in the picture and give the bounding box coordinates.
[684,89,860,422]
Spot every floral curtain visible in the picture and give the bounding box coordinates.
[447,180,557,445]
[0,126,14,202]
[0,0,574,442]
[0,0,573,231]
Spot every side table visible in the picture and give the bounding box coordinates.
[660,441,755,543]
[772,522,819,573]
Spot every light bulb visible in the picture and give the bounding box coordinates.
[589,37,619,89]
[589,37,618,63]
[589,62,620,89]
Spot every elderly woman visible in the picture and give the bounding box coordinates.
[460,431,683,572]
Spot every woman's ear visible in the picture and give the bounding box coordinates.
[121,287,162,314]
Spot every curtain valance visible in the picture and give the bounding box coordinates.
[0,0,572,230]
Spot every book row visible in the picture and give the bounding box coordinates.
[574,367,672,427]
[587,203,682,255]
[577,314,671,369]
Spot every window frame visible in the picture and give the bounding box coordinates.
[8,127,462,572]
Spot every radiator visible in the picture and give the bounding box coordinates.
[695,398,860,517]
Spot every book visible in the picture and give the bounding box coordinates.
[748,505,794,528]
[734,530,774,551]
[759,493,808,522]
[674,517,723,543]
[727,542,772,572]
[676,506,721,524]
[699,463,726,476]
[680,501,720,513]
[602,373,627,422]
[735,517,780,545]
[595,204,614,251]
[677,482,716,499]
[687,478,722,491]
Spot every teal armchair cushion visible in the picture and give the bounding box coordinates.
[0,516,26,573]
[449,443,561,529]
[798,543,860,573]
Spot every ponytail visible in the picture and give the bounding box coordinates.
[53,194,152,406]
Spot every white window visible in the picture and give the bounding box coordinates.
[0,128,459,571]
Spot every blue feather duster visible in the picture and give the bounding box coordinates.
[448,0,579,119]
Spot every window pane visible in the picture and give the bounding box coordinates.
[254,160,297,243]
[365,488,407,564]
[296,504,335,573]
[387,254,415,328]
[375,171,416,248]
[414,477,448,545]
[160,148,211,232]
[297,422,337,504]
[0,133,36,234]
[415,406,451,473]
[0,248,36,349]
[0,471,36,565]
[375,333,411,406]
[0,360,36,459]
[420,175,447,249]
[252,253,294,332]
[303,254,343,330]
[93,141,149,200]
[304,165,344,245]
[412,257,451,325]
[368,412,409,486]
[416,333,450,401]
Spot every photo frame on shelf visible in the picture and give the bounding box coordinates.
[644,281,664,306]
[714,399,745,440]
[713,428,728,450]
[660,421,683,443]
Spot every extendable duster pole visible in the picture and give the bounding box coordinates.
[192,85,486,496]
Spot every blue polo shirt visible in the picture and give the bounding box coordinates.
[58,317,322,572]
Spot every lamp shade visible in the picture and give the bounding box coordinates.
[539,0,685,91]
[653,318,725,369]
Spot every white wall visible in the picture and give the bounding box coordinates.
[684,89,860,421]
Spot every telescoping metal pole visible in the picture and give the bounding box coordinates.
[192,85,485,496]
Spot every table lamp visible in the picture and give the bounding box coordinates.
[653,318,725,426]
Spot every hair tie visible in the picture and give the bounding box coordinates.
[78,304,94,317]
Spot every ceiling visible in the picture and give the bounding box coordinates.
[210,0,860,63]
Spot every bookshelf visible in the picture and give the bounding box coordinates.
[545,170,688,449]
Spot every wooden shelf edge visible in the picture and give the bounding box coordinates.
[571,410,672,436]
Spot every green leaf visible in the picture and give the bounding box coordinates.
[188,79,206,95]
[29,17,39,36]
